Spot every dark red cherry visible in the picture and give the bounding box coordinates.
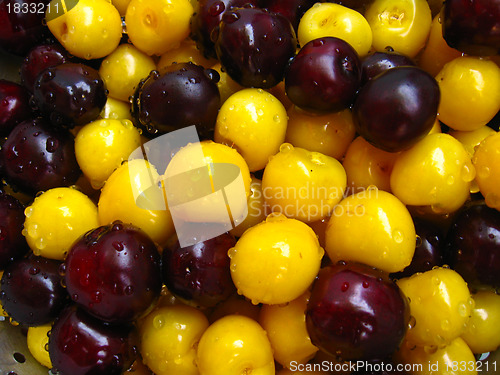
[64,221,162,323]
[285,37,362,112]
[32,62,107,128]
[1,118,81,195]
[132,63,220,139]
[162,232,236,308]
[191,0,261,58]
[0,254,69,326]
[0,0,52,56]
[442,0,500,55]
[263,0,316,31]
[49,305,137,375]
[0,80,32,137]
[20,43,68,93]
[215,7,297,88]
[0,193,29,270]
[306,262,409,361]
[352,66,440,152]
[445,201,500,288]
[361,50,416,84]
[391,218,444,279]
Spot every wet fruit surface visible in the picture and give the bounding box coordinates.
[445,202,500,288]
[285,37,362,112]
[0,254,68,326]
[32,62,107,128]
[162,232,236,308]
[64,221,162,323]
[132,63,220,138]
[190,0,261,58]
[306,262,409,361]
[352,66,440,152]
[0,118,81,194]
[0,79,32,137]
[0,193,29,270]
[214,6,297,88]
[48,305,137,375]
[20,43,68,93]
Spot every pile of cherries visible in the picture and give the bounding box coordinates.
[0,0,499,374]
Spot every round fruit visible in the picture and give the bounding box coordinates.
[0,79,32,137]
[161,232,236,308]
[49,305,137,375]
[139,304,209,375]
[325,189,416,273]
[365,0,432,58]
[229,213,323,305]
[1,118,81,194]
[285,37,362,113]
[98,159,175,247]
[436,56,500,132]
[473,132,500,210]
[190,0,261,58]
[23,187,99,260]
[396,267,473,346]
[125,0,193,56]
[197,314,275,375]
[46,0,122,59]
[27,323,53,368]
[214,6,297,88]
[74,118,141,189]
[64,221,162,323]
[32,63,107,128]
[445,202,500,288]
[390,133,475,213]
[0,193,29,270]
[352,66,440,152]
[131,63,220,138]
[297,2,372,57]
[306,262,409,361]
[360,50,415,84]
[0,254,68,326]
[262,144,347,222]
[214,88,288,172]
[99,44,156,102]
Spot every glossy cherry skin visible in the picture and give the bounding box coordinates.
[361,51,416,84]
[0,0,51,56]
[445,201,500,288]
[442,0,500,55]
[0,193,29,270]
[352,66,440,152]
[285,37,362,112]
[306,262,409,361]
[0,80,32,137]
[391,218,444,279]
[0,118,81,195]
[132,63,220,139]
[64,221,162,323]
[0,254,69,326]
[215,6,297,88]
[32,62,107,128]
[20,43,68,93]
[191,0,261,58]
[162,232,236,308]
[263,0,316,31]
[49,305,137,375]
